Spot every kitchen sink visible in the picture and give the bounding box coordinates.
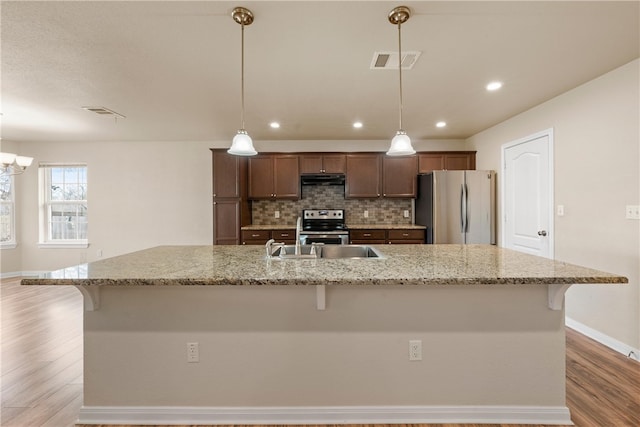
[267,244,383,260]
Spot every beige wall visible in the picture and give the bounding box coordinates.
[8,138,466,274]
[467,59,640,350]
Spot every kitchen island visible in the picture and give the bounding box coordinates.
[23,244,626,425]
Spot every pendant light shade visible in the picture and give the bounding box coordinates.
[228,7,257,156]
[388,130,414,156]
[386,6,416,156]
[228,130,257,156]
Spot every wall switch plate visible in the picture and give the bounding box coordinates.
[403,210,410,218]
[363,210,369,218]
[625,205,640,220]
[556,205,564,217]
[409,340,422,361]
[274,211,280,219]
[96,249,103,257]
[187,342,199,363]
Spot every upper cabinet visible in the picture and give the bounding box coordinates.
[346,154,419,198]
[418,151,476,173]
[211,149,250,245]
[345,154,382,198]
[212,150,243,199]
[300,154,346,174]
[248,154,300,200]
[382,156,418,198]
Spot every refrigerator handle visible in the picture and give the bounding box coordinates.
[464,183,469,233]
[460,184,466,233]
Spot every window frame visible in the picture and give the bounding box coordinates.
[0,173,17,249]
[38,164,89,249]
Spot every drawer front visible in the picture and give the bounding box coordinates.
[387,229,425,241]
[241,230,271,242]
[350,229,386,240]
[272,229,296,241]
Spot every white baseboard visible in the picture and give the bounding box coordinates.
[77,405,572,425]
[566,317,640,362]
[0,270,48,279]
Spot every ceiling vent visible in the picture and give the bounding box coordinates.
[370,51,421,70]
[81,106,126,119]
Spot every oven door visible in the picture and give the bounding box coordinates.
[300,233,349,245]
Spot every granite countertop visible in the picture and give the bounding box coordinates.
[22,245,627,287]
[242,224,426,230]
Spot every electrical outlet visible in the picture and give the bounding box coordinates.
[187,342,199,363]
[274,210,280,219]
[96,249,103,257]
[363,210,369,218]
[409,340,422,361]
[556,205,564,217]
[403,210,410,218]
[625,205,640,220]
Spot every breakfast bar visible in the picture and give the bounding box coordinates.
[22,244,627,425]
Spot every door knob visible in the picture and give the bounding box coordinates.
[537,230,547,236]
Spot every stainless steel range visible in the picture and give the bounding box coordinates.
[299,209,349,245]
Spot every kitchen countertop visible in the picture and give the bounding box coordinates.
[22,244,627,287]
[241,224,425,230]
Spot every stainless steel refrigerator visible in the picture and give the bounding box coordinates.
[415,170,496,244]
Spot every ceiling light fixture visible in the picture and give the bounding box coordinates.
[353,121,363,129]
[486,81,503,91]
[386,6,415,157]
[269,122,280,129]
[0,152,34,176]
[436,121,447,128]
[227,7,257,156]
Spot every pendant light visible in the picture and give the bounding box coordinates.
[386,6,416,156]
[228,7,257,156]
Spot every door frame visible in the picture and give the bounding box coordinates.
[500,128,555,259]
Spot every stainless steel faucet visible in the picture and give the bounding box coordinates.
[295,216,302,255]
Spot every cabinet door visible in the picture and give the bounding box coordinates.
[273,155,300,199]
[213,200,241,245]
[322,154,346,173]
[444,153,475,170]
[382,156,418,197]
[248,156,274,199]
[212,150,242,198]
[418,154,445,173]
[345,154,381,198]
[299,155,323,174]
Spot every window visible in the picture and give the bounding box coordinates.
[0,173,16,248]
[39,165,88,247]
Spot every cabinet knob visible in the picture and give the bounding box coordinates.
[213,193,216,197]
[213,202,217,205]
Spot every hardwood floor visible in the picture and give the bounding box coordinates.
[1,276,638,427]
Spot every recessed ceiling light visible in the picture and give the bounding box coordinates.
[353,121,363,128]
[486,81,503,91]
[436,121,447,128]
[269,122,280,129]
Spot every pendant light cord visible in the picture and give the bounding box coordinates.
[240,21,246,131]
[397,21,403,131]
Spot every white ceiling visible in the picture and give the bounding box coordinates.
[1,1,638,143]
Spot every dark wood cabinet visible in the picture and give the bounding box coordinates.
[300,154,346,174]
[241,228,296,245]
[382,156,418,198]
[350,228,425,244]
[345,154,382,198]
[211,150,251,245]
[418,151,476,173]
[387,229,425,244]
[349,229,386,244]
[248,155,300,199]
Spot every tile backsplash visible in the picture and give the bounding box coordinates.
[251,186,412,225]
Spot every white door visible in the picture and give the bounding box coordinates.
[502,130,553,258]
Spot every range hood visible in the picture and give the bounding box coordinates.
[300,173,345,186]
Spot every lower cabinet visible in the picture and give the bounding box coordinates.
[387,229,425,244]
[242,229,296,245]
[350,228,425,244]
